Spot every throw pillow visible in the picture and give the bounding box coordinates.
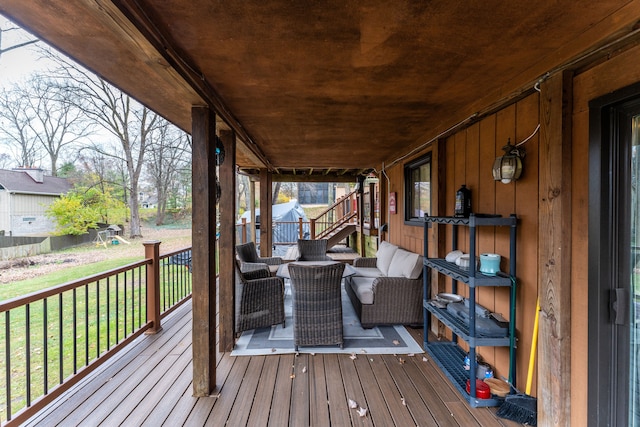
[388,249,423,279]
[376,241,398,276]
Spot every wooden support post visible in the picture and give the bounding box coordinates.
[538,70,572,425]
[218,129,236,352]
[368,182,376,228]
[259,169,273,256]
[144,240,162,334]
[298,217,303,239]
[310,218,316,239]
[357,176,365,255]
[191,106,217,396]
[249,180,256,243]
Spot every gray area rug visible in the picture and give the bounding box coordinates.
[231,282,424,356]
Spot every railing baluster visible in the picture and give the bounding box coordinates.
[133,268,137,330]
[138,266,142,328]
[59,293,63,384]
[44,298,48,394]
[84,284,89,366]
[96,279,100,358]
[26,303,31,407]
[116,273,119,343]
[124,269,128,337]
[73,288,77,374]
[106,277,111,350]
[5,311,11,421]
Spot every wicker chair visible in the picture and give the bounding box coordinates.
[236,241,283,275]
[288,262,345,350]
[296,239,331,261]
[234,260,285,334]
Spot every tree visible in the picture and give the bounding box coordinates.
[49,53,160,238]
[0,17,38,61]
[0,85,40,167]
[25,77,93,175]
[145,119,191,225]
[0,77,92,174]
[46,192,100,236]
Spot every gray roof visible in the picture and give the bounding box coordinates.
[0,169,72,195]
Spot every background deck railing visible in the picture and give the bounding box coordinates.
[311,189,358,239]
[0,242,193,426]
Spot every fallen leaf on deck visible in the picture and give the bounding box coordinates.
[348,399,358,409]
[302,366,307,373]
[357,407,368,417]
[398,357,405,364]
[392,339,400,345]
[401,397,406,406]
[422,356,428,362]
[349,353,357,360]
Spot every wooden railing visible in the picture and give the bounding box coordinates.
[236,220,309,246]
[235,190,359,248]
[0,242,193,426]
[311,189,358,239]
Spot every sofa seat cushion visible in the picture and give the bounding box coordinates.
[350,277,375,305]
[387,248,423,279]
[351,267,385,278]
[375,241,398,276]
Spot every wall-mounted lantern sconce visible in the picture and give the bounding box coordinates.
[492,138,525,184]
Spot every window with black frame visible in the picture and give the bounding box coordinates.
[404,153,431,224]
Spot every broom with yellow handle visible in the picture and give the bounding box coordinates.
[496,298,539,425]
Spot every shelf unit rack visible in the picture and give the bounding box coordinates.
[422,213,517,407]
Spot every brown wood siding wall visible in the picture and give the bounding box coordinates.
[384,93,540,394]
[571,42,640,427]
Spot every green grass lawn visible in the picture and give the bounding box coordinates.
[1,257,140,301]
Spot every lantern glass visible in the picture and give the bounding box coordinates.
[492,155,522,184]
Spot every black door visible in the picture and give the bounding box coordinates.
[589,85,640,426]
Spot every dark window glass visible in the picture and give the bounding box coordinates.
[404,154,431,224]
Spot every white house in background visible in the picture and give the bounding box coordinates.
[0,168,72,236]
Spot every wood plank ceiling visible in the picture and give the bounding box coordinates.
[0,1,634,180]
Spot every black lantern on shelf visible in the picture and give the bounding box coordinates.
[492,139,525,184]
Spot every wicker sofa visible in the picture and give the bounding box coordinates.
[345,241,424,328]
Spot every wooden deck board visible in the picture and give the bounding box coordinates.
[381,354,439,426]
[290,353,311,426]
[324,354,352,426]
[267,354,294,426]
[309,355,330,426]
[226,355,266,426]
[352,354,397,426]
[246,354,280,427]
[20,299,522,427]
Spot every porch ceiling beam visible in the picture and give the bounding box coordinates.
[271,173,359,183]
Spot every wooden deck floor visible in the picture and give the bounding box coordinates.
[25,299,522,427]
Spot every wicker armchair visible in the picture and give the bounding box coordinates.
[296,239,331,261]
[288,262,345,351]
[234,260,285,334]
[236,241,283,275]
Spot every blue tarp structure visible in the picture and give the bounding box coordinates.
[238,199,310,244]
[168,250,192,272]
